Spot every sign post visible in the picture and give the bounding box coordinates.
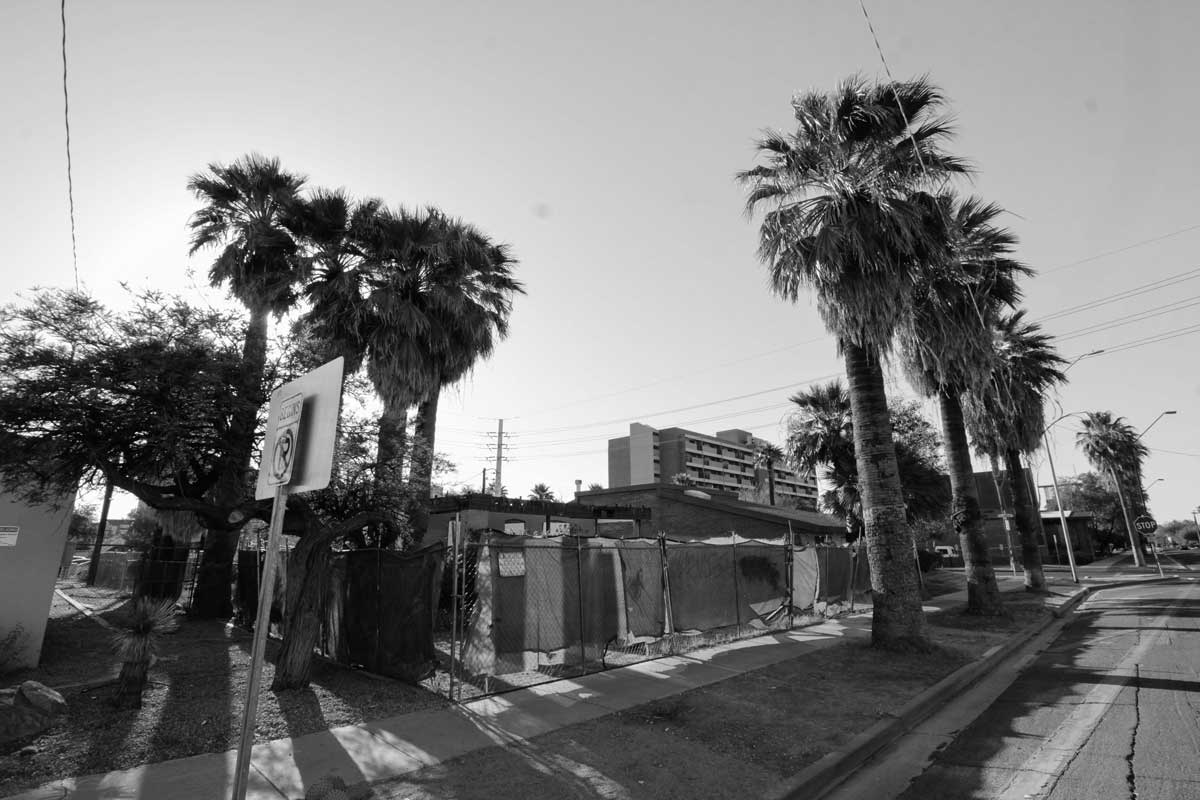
[1134,515,1164,577]
[231,358,343,800]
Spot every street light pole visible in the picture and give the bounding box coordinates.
[1043,435,1078,582]
[1039,350,1104,583]
[1109,465,1147,568]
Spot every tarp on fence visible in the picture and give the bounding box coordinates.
[618,539,663,637]
[666,542,738,631]
[735,544,789,620]
[341,543,446,681]
[791,547,818,609]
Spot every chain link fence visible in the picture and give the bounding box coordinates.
[58,541,203,606]
[435,526,873,702]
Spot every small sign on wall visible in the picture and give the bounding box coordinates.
[0,526,18,546]
[497,550,526,577]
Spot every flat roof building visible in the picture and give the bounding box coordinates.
[607,422,818,508]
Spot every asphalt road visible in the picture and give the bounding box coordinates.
[884,577,1200,800]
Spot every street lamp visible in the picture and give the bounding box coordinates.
[1136,410,1177,441]
[1043,411,1084,583]
[1038,351,1105,584]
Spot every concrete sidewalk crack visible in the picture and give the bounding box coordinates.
[1126,662,1141,800]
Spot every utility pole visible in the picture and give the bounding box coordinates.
[481,468,487,495]
[493,418,504,497]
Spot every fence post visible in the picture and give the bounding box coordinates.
[448,515,460,703]
[785,522,795,628]
[658,531,674,636]
[576,535,586,668]
[731,531,742,631]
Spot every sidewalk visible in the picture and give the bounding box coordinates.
[2,572,1153,800]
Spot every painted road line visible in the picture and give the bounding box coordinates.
[997,582,1198,800]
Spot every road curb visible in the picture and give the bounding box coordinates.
[766,581,1147,800]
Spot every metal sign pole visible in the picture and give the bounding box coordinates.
[232,484,289,800]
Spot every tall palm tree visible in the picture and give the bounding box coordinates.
[899,195,1029,615]
[1075,411,1149,566]
[964,311,1066,590]
[739,76,968,649]
[407,219,522,535]
[187,153,306,617]
[529,483,556,501]
[304,205,520,542]
[753,443,785,505]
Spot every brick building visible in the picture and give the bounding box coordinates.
[575,483,844,543]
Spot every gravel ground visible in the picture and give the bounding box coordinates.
[0,584,448,796]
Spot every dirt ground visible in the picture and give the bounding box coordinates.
[0,583,447,796]
[2,576,1046,799]
[366,589,1048,800]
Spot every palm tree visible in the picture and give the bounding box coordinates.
[187,153,306,617]
[346,207,522,540]
[529,483,556,501]
[1075,412,1149,566]
[786,382,950,542]
[753,443,785,505]
[898,195,1029,615]
[587,483,604,491]
[406,219,522,536]
[964,311,1066,590]
[739,76,968,649]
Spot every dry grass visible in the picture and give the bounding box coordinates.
[367,589,1042,800]
[0,583,447,797]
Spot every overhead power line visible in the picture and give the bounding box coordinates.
[1037,267,1200,323]
[1043,222,1200,275]
[61,0,78,289]
[1053,294,1200,342]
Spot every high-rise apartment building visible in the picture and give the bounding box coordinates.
[607,423,819,507]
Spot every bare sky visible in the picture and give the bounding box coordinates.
[4,0,1199,523]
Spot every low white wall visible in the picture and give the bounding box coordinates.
[0,491,75,671]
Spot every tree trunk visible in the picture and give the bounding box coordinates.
[271,528,336,691]
[86,479,115,586]
[192,303,270,618]
[408,388,441,542]
[843,341,928,650]
[767,462,776,506]
[939,392,1004,615]
[374,400,408,492]
[1005,448,1045,591]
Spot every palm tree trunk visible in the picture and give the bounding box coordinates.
[374,401,408,491]
[408,388,441,542]
[1004,448,1045,591]
[193,303,270,618]
[939,391,1004,614]
[843,341,928,649]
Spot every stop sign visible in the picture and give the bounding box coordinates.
[1134,515,1158,534]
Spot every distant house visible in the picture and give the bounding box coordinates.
[971,469,1096,565]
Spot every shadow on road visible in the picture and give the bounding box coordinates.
[897,579,1198,799]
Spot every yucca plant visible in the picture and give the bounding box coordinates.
[111,598,178,709]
